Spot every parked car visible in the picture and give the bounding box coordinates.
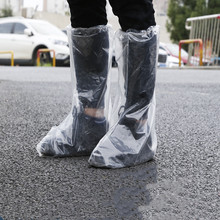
[0,17,69,66]
[112,48,170,68]
[160,42,187,66]
[158,48,167,67]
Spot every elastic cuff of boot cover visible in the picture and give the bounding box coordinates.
[70,25,109,37]
[124,26,159,41]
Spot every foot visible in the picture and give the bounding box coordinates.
[88,120,156,168]
[36,107,108,157]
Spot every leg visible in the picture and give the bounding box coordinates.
[109,0,156,31]
[89,0,158,168]
[67,0,107,28]
[68,0,108,118]
[36,0,111,157]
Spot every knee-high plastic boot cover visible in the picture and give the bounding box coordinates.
[36,25,111,157]
[89,26,159,168]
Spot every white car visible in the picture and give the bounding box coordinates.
[0,17,69,66]
[160,43,186,67]
[158,48,167,67]
[166,53,183,67]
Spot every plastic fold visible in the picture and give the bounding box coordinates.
[89,26,159,168]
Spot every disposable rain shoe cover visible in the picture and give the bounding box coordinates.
[89,26,159,168]
[36,25,112,157]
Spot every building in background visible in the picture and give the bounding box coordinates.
[0,0,70,28]
[154,0,169,16]
[43,0,69,16]
[0,0,23,16]
[106,2,120,31]
[154,0,171,43]
[32,0,70,29]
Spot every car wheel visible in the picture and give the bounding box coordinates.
[32,48,51,66]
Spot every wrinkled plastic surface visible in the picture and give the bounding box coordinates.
[89,26,159,168]
[36,25,112,157]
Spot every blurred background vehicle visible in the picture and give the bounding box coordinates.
[190,55,213,66]
[0,17,69,66]
[158,48,167,67]
[62,29,67,35]
[112,47,172,68]
[111,49,117,67]
[160,42,187,67]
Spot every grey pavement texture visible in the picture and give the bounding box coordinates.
[0,67,219,220]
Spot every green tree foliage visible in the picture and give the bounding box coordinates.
[208,0,220,14]
[166,0,220,43]
[0,6,13,18]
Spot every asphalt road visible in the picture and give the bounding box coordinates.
[0,67,219,220]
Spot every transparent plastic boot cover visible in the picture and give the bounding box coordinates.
[89,26,159,168]
[36,25,113,157]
